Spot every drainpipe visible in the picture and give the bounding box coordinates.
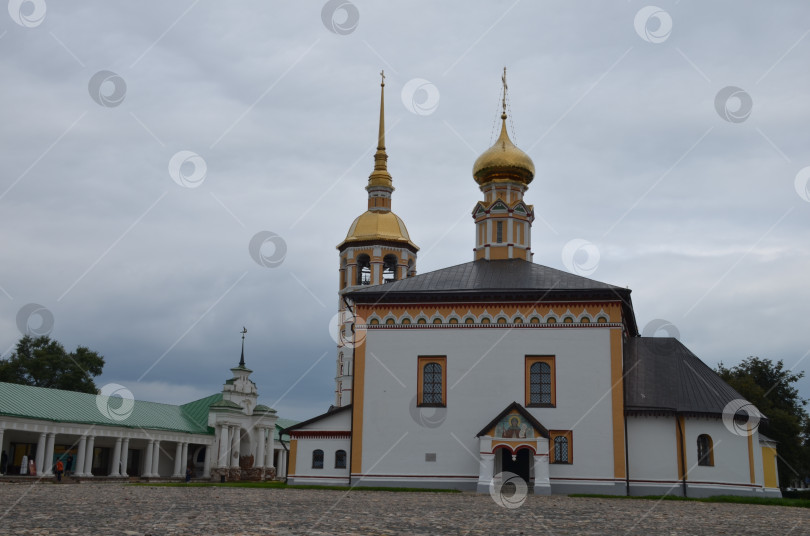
[624,413,630,496]
[676,415,687,497]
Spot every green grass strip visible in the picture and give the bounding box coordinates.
[570,493,810,509]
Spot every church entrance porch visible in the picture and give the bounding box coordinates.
[475,403,551,495]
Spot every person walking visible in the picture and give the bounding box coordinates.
[55,459,64,483]
[65,454,74,476]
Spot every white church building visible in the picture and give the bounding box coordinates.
[284,73,781,498]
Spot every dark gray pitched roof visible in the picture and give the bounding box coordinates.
[281,404,351,434]
[348,259,638,334]
[353,259,624,294]
[624,337,759,418]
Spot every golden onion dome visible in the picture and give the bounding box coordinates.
[338,210,419,250]
[472,116,535,186]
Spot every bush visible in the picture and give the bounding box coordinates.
[782,489,810,500]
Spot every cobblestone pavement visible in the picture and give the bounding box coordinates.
[1,482,807,535]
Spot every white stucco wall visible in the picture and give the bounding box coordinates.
[626,415,679,485]
[683,417,757,489]
[290,437,351,484]
[356,326,621,488]
[288,408,351,485]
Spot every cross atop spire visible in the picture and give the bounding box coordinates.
[239,326,247,368]
[501,66,508,119]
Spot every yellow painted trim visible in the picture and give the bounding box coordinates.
[350,319,367,475]
[610,329,626,479]
[417,356,447,406]
[748,431,755,484]
[675,416,686,481]
[525,356,556,407]
[762,446,778,488]
[288,438,297,476]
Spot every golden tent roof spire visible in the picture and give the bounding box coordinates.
[339,70,417,252]
[367,70,393,191]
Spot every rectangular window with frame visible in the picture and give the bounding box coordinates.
[417,356,447,407]
[549,430,572,464]
[496,221,503,243]
[525,356,556,407]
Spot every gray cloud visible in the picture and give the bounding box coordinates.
[2,1,809,419]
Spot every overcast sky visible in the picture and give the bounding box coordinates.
[2,1,809,421]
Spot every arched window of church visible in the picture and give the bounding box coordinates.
[697,434,714,466]
[423,363,443,405]
[356,254,371,285]
[553,436,569,463]
[383,254,398,283]
[335,450,347,469]
[530,362,552,405]
[312,449,324,469]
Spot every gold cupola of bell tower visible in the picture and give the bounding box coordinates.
[472,68,536,262]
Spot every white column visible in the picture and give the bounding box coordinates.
[476,453,495,494]
[173,442,183,477]
[75,436,87,477]
[533,452,551,495]
[202,443,212,478]
[278,448,286,478]
[43,433,56,475]
[181,442,189,474]
[35,432,46,476]
[217,425,230,468]
[255,428,266,468]
[151,440,161,477]
[266,428,275,469]
[230,426,240,469]
[120,438,129,477]
[110,438,122,477]
[213,425,221,460]
[143,440,154,477]
[84,436,95,478]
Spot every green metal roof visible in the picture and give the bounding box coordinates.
[209,399,242,410]
[275,418,298,442]
[0,382,218,435]
[179,393,222,430]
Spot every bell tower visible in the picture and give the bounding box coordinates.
[471,68,536,261]
[333,72,419,407]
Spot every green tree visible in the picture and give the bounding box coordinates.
[0,335,104,394]
[716,356,809,488]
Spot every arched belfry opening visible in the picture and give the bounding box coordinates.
[356,254,371,285]
[383,254,398,283]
